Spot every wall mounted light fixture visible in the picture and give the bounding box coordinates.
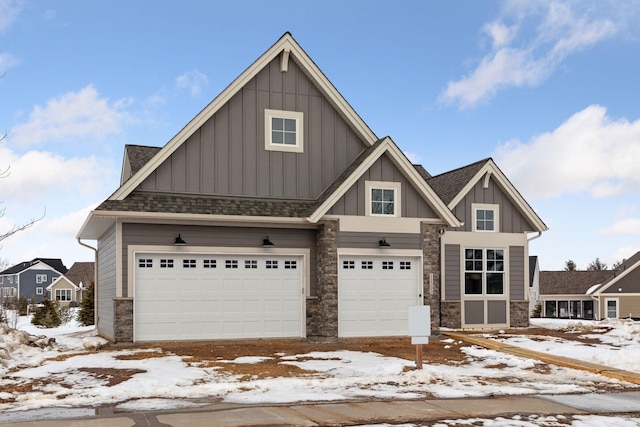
[174,234,187,246]
[378,238,390,248]
[262,236,274,247]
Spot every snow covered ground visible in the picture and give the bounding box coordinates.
[1,314,639,426]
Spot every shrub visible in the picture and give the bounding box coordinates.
[531,302,542,318]
[58,305,76,325]
[31,298,61,328]
[78,282,95,326]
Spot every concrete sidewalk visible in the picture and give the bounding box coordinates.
[2,393,640,427]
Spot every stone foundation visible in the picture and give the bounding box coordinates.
[113,298,134,342]
[310,220,338,338]
[421,223,442,332]
[440,301,461,329]
[510,301,530,327]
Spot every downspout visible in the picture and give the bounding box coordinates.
[77,238,98,327]
[527,231,542,242]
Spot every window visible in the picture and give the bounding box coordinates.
[183,259,196,268]
[284,260,297,269]
[545,301,557,317]
[400,261,411,270]
[472,204,499,232]
[203,259,216,268]
[464,248,504,295]
[36,274,47,283]
[382,261,394,270]
[245,260,258,269]
[1,287,16,297]
[139,259,152,268]
[361,261,373,270]
[226,260,239,269]
[606,299,618,319]
[55,289,72,301]
[36,287,44,295]
[265,109,304,153]
[365,181,401,217]
[343,260,355,269]
[160,259,174,268]
[266,260,278,269]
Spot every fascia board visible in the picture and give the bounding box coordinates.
[47,276,79,291]
[448,161,548,233]
[592,259,640,295]
[308,138,461,227]
[24,262,63,275]
[110,34,377,202]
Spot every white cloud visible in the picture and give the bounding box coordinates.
[10,85,132,148]
[0,52,19,72]
[598,218,640,235]
[176,69,209,97]
[404,151,421,164]
[494,105,640,199]
[44,203,97,238]
[440,1,619,108]
[0,0,22,32]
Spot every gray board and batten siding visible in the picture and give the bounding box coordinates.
[451,178,536,233]
[602,265,640,294]
[97,224,117,340]
[120,223,318,296]
[509,246,525,300]
[328,153,437,219]
[138,56,368,200]
[444,244,461,301]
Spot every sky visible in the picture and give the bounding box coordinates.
[1,0,639,271]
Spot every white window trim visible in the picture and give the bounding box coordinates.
[462,247,506,296]
[55,288,72,302]
[264,109,304,153]
[365,181,401,218]
[36,274,47,284]
[36,287,44,295]
[604,298,619,319]
[472,203,499,232]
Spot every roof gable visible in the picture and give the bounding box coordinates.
[0,258,67,275]
[428,158,547,233]
[47,275,78,291]
[110,32,377,202]
[307,137,462,226]
[592,251,640,295]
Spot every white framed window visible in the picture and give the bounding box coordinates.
[225,260,239,269]
[343,260,355,269]
[464,248,505,295]
[265,109,304,153]
[183,259,196,268]
[472,204,499,232]
[365,181,401,217]
[605,298,619,319]
[55,289,72,301]
[36,287,44,295]
[36,274,47,284]
[266,260,278,269]
[245,260,258,269]
[160,259,174,268]
[1,287,16,297]
[284,260,297,269]
[139,259,153,268]
[203,259,216,268]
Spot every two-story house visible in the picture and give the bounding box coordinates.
[0,258,68,302]
[77,33,547,343]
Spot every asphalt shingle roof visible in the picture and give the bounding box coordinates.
[65,262,95,287]
[426,158,490,205]
[539,270,612,295]
[125,145,162,176]
[0,258,67,275]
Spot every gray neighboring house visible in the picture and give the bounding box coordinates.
[0,258,68,302]
[539,270,610,319]
[77,33,547,343]
[588,251,640,320]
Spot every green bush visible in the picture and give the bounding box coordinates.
[31,299,61,328]
[78,282,95,326]
[531,302,542,318]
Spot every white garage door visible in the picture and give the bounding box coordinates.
[339,255,421,337]
[134,253,304,341]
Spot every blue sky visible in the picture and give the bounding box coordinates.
[1,0,639,271]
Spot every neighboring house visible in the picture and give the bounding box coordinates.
[539,270,610,319]
[77,33,547,343]
[588,251,640,320]
[528,256,540,315]
[47,262,95,305]
[0,258,68,302]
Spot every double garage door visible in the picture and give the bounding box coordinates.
[134,252,422,341]
[134,253,304,341]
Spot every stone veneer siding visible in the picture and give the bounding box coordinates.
[421,223,442,332]
[307,220,338,338]
[510,301,530,327]
[440,301,461,329]
[113,298,134,342]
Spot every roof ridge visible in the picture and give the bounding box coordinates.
[428,157,492,180]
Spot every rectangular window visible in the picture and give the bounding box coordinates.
[400,261,411,270]
[382,261,394,270]
[55,289,72,302]
[545,301,557,317]
[8,277,13,284]
[343,260,355,269]
[203,259,216,268]
[183,259,196,268]
[36,274,47,284]
[1,287,16,297]
[371,189,395,215]
[36,287,44,295]
[139,259,153,268]
[265,109,304,153]
[284,260,297,269]
[606,299,618,319]
[464,248,504,295]
[160,259,174,268]
[225,260,239,269]
[245,260,258,269]
[558,301,569,318]
[473,204,499,232]
[361,261,373,270]
[266,260,278,269]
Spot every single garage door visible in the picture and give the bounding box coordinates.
[339,255,421,337]
[134,253,304,341]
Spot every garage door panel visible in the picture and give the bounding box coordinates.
[339,255,420,337]
[135,253,304,341]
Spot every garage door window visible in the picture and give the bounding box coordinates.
[382,261,394,270]
[203,259,216,268]
[245,260,258,269]
[266,260,278,269]
[284,260,297,269]
[160,259,174,268]
[400,261,411,270]
[361,261,373,269]
[183,259,196,268]
[226,260,238,269]
[343,260,355,269]
[139,259,152,268]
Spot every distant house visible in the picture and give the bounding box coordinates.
[528,256,540,315]
[588,251,640,320]
[47,262,95,305]
[0,258,68,302]
[539,270,610,319]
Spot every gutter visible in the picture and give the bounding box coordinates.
[77,238,98,327]
[527,231,542,242]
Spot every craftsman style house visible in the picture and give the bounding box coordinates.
[77,33,547,342]
[0,258,67,303]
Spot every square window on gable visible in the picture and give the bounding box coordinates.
[265,109,304,153]
[365,181,401,217]
[472,204,499,232]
